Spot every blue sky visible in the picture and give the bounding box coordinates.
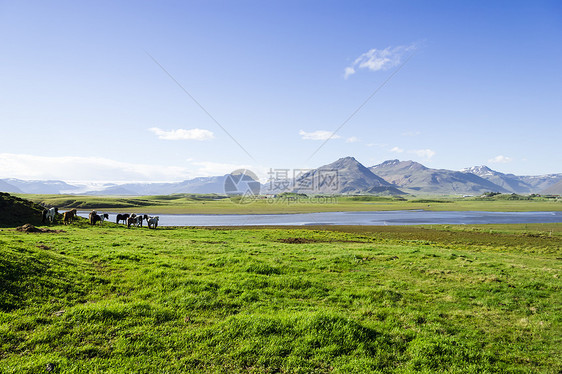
[1,0,561,182]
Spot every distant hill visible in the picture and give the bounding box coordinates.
[85,185,139,196]
[461,166,534,194]
[292,157,405,195]
[85,176,229,196]
[461,166,562,194]
[1,179,80,194]
[541,180,562,195]
[370,160,508,195]
[1,158,560,196]
[0,180,22,193]
[0,192,45,227]
[518,174,562,193]
[0,176,230,196]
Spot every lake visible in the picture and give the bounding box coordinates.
[78,210,562,226]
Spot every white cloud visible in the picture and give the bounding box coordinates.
[346,136,360,143]
[366,142,387,148]
[343,67,356,79]
[344,43,416,78]
[390,146,404,153]
[0,152,274,184]
[149,127,214,141]
[0,153,194,182]
[409,149,436,160]
[189,161,254,177]
[299,130,341,141]
[189,161,271,183]
[402,130,421,137]
[488,155,512,164]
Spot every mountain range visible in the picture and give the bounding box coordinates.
[370,160,508,195]
[289,157,405,195]
[1,157,561,196]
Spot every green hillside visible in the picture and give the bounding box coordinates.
[0,192,46,227]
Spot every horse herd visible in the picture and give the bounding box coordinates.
[41,207,159,229]
[114,213,160,229]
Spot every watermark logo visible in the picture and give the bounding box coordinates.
[224,169,261,204]
[224,168,340,205]
[267,168,339,193]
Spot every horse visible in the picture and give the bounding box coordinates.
[147,216,160,229]
[63,209,77,225]
[43,207,58,223]
[127,214,139,228]
[91,213,108,225]
[137,214,147,227]
[89,210,97,225]
[116,213,130,224]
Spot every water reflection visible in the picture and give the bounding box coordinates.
[78,210,562,226]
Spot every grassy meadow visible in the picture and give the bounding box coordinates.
[1,219,561,373]
[15,193,562,214]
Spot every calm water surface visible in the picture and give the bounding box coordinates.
[78,210,562,226]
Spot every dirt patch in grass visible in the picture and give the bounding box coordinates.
[15,224,65,234]
[277,237,367,244]
[278,237,316,244]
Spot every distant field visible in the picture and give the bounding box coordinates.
[15,193,562,214]
[1,221,561,372]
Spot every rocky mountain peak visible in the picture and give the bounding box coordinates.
[328,156,360,167]
[461,165,495,176]
[371,159,427,172]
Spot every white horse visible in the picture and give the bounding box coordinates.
[43,207,58,223]
[147,216,159,229]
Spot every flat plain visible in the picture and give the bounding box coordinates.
[1,217,561,373]
[15,193,562,214]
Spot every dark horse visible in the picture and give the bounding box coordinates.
[91,213,109,225]
[116,213,130,224]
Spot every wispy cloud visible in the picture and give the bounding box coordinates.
[346,136,360,143]
[299,130,341,141]
[188,160,254,177]
[387,146,433,159]
[0,152,278,185]
[366,142,387,148]
[402,130,421,137]
[149,127,214,141]
[488,155,512,164]
[409,149,436,160]
[0,153,194,182]
[344,67,356,79]
[344,43,417,78]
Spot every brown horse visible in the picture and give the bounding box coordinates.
[89,210,97,225]
[89,210,109,225]
[63,209,77,225]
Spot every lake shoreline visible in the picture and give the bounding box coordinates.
[77,210,562,227]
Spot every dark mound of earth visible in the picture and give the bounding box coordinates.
[0,192,46,227]
[278,237,315,244]
[15,224,64,233]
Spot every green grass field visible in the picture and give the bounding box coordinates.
[15,193,562,214]
[1,220,561,373]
